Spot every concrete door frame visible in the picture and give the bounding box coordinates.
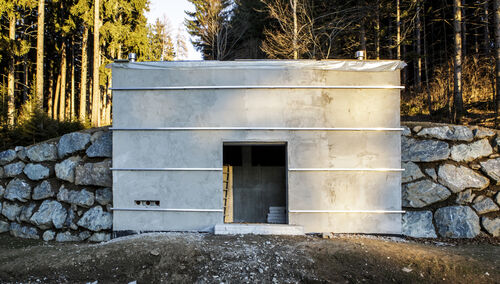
[221,141,289,224]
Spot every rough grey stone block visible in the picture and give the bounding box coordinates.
[1,202,22,221]
[0,149,16,165]
[450,139,493,162]
[4,161,25,177]
[86,131,112,158]
[403,180,451,208]
[89,232,111,242]
[10,222,39,239]
[472,196,499,214]
[402,137,450,162]
[0,220,9,233]
[455,189,475,205]
[480,158,500,184]
[42,230,56,241]
[402,162,424,183]
[55,156,81,183]
[77,206,112,231]
[481,217,500,237]
[32,180,55,200]
[437,164,489,193]
[57,186,94,208]
[58,132,91,158]
[416,125,473,142]
[4,178,31,202]
[30,200,67,229]
[19,203,36,222]
[75,160,112,187]
[402,211,437,238]
[95,188,112,206]
[23,163,50,181]
[26,143,58,162]
[435,206,480,238]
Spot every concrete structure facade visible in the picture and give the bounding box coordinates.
[110,60,405,234]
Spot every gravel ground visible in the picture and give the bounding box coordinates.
[0,233,498,283]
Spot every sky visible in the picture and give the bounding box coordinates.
[145,0,202,60]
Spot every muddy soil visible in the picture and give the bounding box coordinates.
[0,233,498,283]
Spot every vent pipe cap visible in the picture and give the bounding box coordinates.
[128,53,137,62]
[355,50,365,60]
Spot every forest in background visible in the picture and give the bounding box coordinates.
[1,0,500,150]
[0,0,187,148]
[186,0,500,127]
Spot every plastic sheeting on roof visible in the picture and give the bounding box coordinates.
[106,60,406,72]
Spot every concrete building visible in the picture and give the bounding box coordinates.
[109,60,405,235]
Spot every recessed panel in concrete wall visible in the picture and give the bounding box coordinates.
[110,60,404,234]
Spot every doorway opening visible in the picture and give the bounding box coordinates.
[223,143,287,224]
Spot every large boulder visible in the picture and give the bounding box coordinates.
[416,125,474,142]
[472,196,499,214]
[402,162,424,183]
[32,180,55,200]
[450,139,493,162]
[95,188,112,206]
[479,158,500,184]
[86,131,112,158]
[402,180,451,208]
[26,143,58,162]
[0,149,17,165]
[4,161,25,177]
[437,164,489,193]
[0,220,9,233]
[4,178,31,202]
[10,222,39,239]
[23,163,50,181]
[402,137,450,162]
[57,186,95,208]
[402,211,437,238]
[75,160,112,187]
[58,132,91,158]
[76,206,112,231]
[481,217,500,237]
[434,206,480,238]
[55,156,81,183]
[30,200,67,229]
[1,201,23,221]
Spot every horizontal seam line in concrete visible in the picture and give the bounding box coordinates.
[288,210,405,213]
[110,127,404,131]
[110,168,222,171]
[110,85,405,90]
[111,208,224,212]
[110,168,404,172]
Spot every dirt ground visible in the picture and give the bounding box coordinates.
[0,233,498,284]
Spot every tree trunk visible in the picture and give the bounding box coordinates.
[80,25,89,121]
[415,0,422,90]
[36,0,45,110]
[397,0,401,59]
[495,0,500,121]
[485,0,490,54]
[59,41,67,121]
[453,0,464,122]
[7,12,16,127]
[70,43,75,120]
[47,67,54,119]
[53,71,61,120]
[292,0,298,59]
[462,0,467,57]
[375,0,380,60]
[423,1,431,114]
[92,0,101,127]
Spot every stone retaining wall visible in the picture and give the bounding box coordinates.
[0,128,112,242]
[0,123,499,241]
[402,122,500,238]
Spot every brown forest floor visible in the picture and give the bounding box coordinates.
[0,233,498,283]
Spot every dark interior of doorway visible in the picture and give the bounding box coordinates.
[223,144,287,224]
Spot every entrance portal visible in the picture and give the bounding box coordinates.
[223,144,287,224]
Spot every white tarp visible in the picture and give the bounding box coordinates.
[107,60,406,72]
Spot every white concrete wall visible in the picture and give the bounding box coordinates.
[111,60,403,233]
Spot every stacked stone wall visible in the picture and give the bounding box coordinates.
[0,128,113,242]
[0,123,499,242]
[402,122,500,238]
